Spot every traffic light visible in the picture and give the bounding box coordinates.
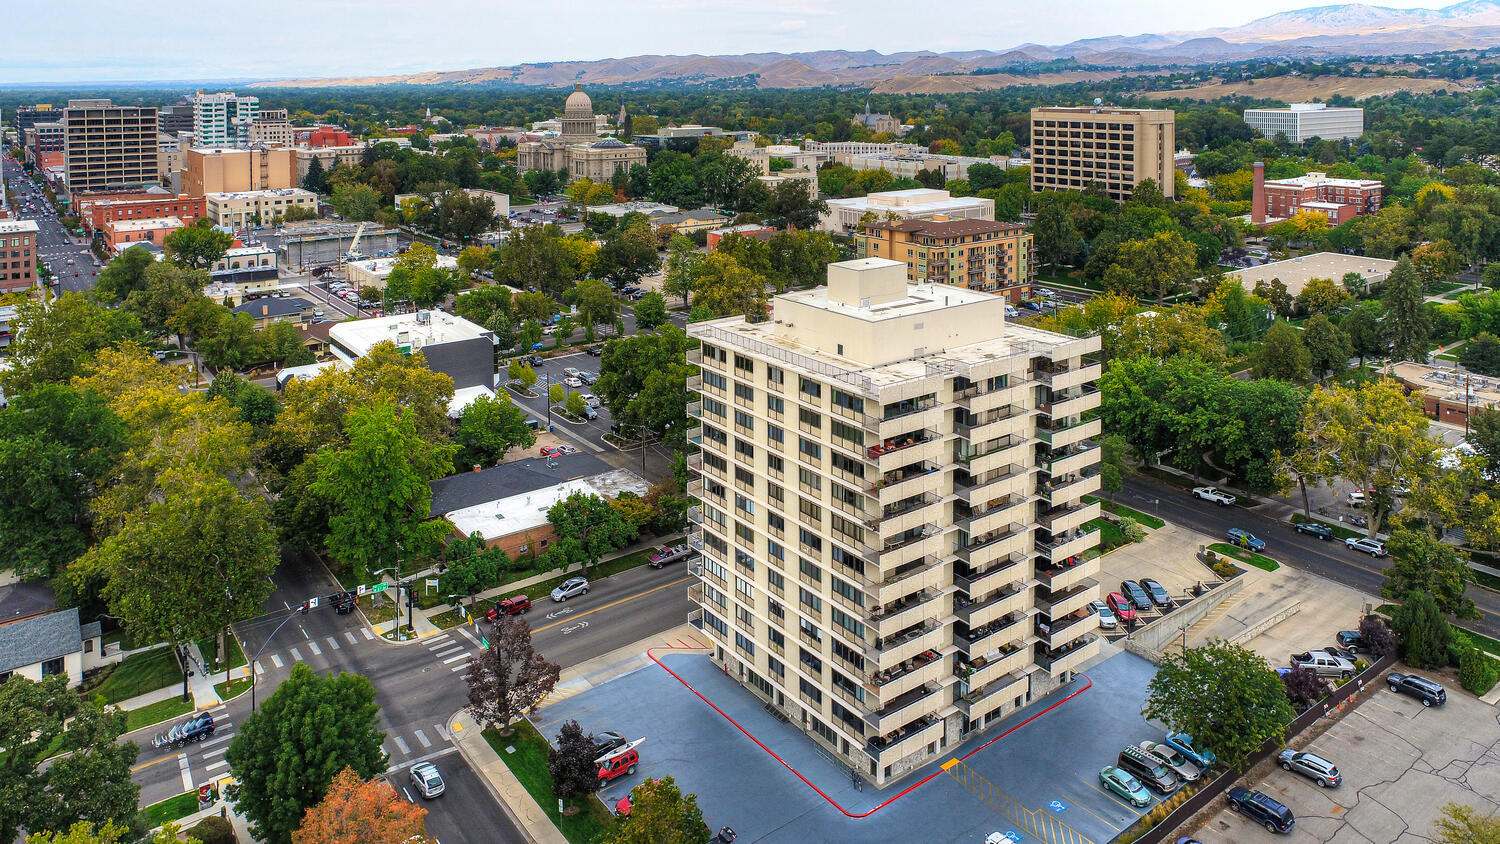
[299,601,309,615]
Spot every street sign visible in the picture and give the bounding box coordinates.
[357,584,369,596]
[308,597,319,609]
[371,583,389,594]
[425,578,439,593]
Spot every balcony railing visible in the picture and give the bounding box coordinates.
[955,434,1029,467]
[955,579,1028,625]
[954,494,1030,535]
[868,397,940,431]
[863,713,942,762]
[954,405,1025,440]
[1037,526,1101,564]
[1038,500,1096,530]
[1038,384,1101,418]
[956,610,1030,657]
[866,618,941,661]
[869,493,939,528]
[1041,440,1101,476]
[955,668,1028,718]
[1034,577,1097,618]
[867,431,937,463]
[1036,415,1100,446]
[1035,633,1101,675]
[953,552,1025,596]
[869,587,942,635]
[1036,471,1100,505]
[955,523,1026,564]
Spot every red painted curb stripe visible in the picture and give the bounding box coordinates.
[646,643,1094,819]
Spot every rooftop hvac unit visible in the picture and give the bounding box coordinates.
[416,310,431,325]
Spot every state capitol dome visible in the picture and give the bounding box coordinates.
[564,85,592,118]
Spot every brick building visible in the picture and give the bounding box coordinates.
[1251,163,1382,225]
[856,219,1035,302]
[0,219,40,294]
[82,194,205,234]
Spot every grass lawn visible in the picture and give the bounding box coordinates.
[1208,542,1279,572]
[1137,465,1199,491]
[358,595,397,624]
[1085,496,1166,529]
[102,628,150,652]
[82,648,182,705]
[215,678,253,701]
[1427,281,1466,295]
[124,697,194,733]
[142,791,199,829]
[1442,288,1476,300]
[196,635,246,675]
[483,722,615,844]
[1435,352,1460,361]
[1289,513,1364,541]
[429,609,470,630]
[1086,517,1127,552]
[1472,568,1500,593]
[513,549,657,601]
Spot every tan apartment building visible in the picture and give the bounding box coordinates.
[686,257,1104,788]
[294,144,366,182]
[1029,107,1175,202]
[183,146,297,196]
[62,99,160,194]
[857,219,1035,303]
[249,108,294,147]
[205,188,317,228]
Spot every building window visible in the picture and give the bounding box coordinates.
[799,644,823,673]
[799,439,822,461]
[767,395,785,415]
[800,378,822,400]
[41,657,64,677]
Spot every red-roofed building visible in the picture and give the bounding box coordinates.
[82,195,205,235]
[299,126,355,148]
[1251,163,1382,225]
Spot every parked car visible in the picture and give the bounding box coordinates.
[1091,599,1117,630]
[592,731,627,758]
[564,377,583,388]
[1346,490,1367,506]
[597,747,638,788]
[588,345,603,357]
[1116,745,1178,795]
[485,595,532,622]
[583,405,598,420]
[1164,732,1217,769]
[1106,592,1138,623]
[649,544,696,568]
[1192,486,1236,506]
[152,713,215,749]
[1345,537,1387,557]
[1294,521,1334,540]
[1139,740,1202,783]
[1291,650,1355,679]
[527,354,545,367]
[1277,750,1342,788]
[1120,580,1153,611]
[1137,578,1173,608]
[1227,528,1266,552]
[1388,673,1447,706]
[1323,644,1357,661]
[1226,786,1295,834]
[578,370,598,385]
[551,577,590,602]
[541,445,577,457]
[1336,630,1364,652]
[1099,765,1151,807]
[563,367,581,378]
[410,762,445,799]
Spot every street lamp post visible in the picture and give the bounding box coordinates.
[249,611,305,712]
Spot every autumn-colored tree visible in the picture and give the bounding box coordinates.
[292,767,429,844]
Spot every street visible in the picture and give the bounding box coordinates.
[129,547,693,843]
[1119,472,1500,638]
[2,155,98,293]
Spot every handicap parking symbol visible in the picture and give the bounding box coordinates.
[1048,799,1069,814]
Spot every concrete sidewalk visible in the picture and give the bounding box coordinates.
[450,709,568,844]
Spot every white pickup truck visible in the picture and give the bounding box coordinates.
[1291,650,1355,679]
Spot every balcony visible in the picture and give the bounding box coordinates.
[686,347,702,365]
[870,588,944,638]
[878,525,943,567]
[955,405,1030,443]
[864,714,944,767]
[1034,578,1098,620]
[1036,554,1100,593]
[1033,360,1103,392]
[954,381,1025,415]
[867,648,946,702]
[1038,606,1100,651]
[1039,384,1101,420]
[1037,527,1100,565]
[867,619,945,669]
[864,680,945,736]
[1035,634,1102,676]
[871,555,947,606]
[955,523,1029,569]
[686,373,702,392]
[1037,472,1101,506]
[868,396,941,437]
[956,610,1031,657]
[687,478,704,498]
[1041,440,1100,478]
[687,401,702,419]
[867,460,943,498]
[869,432,944,473]
[1036,416,1102,450]
[955,665,1029,720]
[953,464,1032,506]
[953,552,1025,598]
[687,505,704,526]
[955,494,1033,537]
[1038,500,1101,535]
[958,435,1033,477]
[870,494,942,539]
[956,580,1030,628]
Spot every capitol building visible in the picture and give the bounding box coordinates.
[517,86,647,183]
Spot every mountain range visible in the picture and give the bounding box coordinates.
[250,1,1500,91]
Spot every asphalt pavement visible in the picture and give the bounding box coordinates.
[3,156,97,293]
[1119,472,1500,638]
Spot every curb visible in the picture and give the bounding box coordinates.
[449,709,566,844]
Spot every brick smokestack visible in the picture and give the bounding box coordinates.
[1252,161,1267,224]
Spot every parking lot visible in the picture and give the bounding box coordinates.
[1190,667,1499,842]
[532,645,1170,843]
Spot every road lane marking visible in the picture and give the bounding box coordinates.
[414,729,432,748]
[130,754,181,773]
[441,653,468,665]
[450,663,470,672]
[392,735,410,755]
[345,631,358,644]
[178,754,193,791]
[1082,779,1145,819]
[289,647,301,661]
[270,654,283,668]
[308,641,321,655]
[199,734,232,750]
[205,760,228,773]
[326,636,340,650]
[533,575,694,633]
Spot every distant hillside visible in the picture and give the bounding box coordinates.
[248,0,1500,91]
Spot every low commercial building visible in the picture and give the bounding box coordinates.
[343,253,459,290]
[758,169,819,202]
[820,189,995,234]
[1243,103,1364,144]
[0,219,40,295]
[589,201,678,219]
[728,142,825,175]
[232,296,315,328]
[81,194,204,235]
[102,216,184,254]
[1389,362,1500,426]
[707,225,777,250]
[429,453,648,556]
[203,266,280,305]
[328,309,495,390]
[184,146,297,196]
[212,244,276,272]
[1222,252,1397,297]
[205,188,318,228]
[1251,164,1383,225]
[298,126,355,148]
[279,221,399,271]
[248,108,294,148]
[857,219,1034,302]
[0,608,105,687]
[651,209,732,236]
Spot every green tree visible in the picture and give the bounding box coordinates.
[1469,406,1500,478]
[0,293,143,397]
[1381,526,1478,619]
[27,821,197,844]
[1098,434,1130,500]
[597,325,693,443]
[1142,640,1296,772]
[455,394,535,468]
[565,391,587,418]
[1384,258,1431,362]
[0,676,140,843]
[759,178,826,231]
[225,664,388,844]
[1253,278,1295,318]
[1115,231,1199,302]
[1295,276,1351,315]
[596,221,660,285]
[1031,197,1082,269]
[495,223,572,297]
[1302,314,1353,381]
[330,183,382,223]
[1341,303,1386,365]
[507,360,538,391]
[575,278,619,330]
[162,218,234,270]
[1484,263,1500,291]
[1390,590,1455,669]
[93,246,155,302]
[598,776,710,844]
[301,156,325,193]
[662,235,701,309]
[690,252,767,319]
[634,291,668,330]
[1411,238,1464,291]
[312,402,456,582]
[1460,332,1500,376]
[546,491,638,576]
[125,263,210,339]
[1252,321,1311,382]
[1433,802,1500,844]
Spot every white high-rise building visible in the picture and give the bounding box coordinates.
[686,257,1104,788]
[191,92,260,147]
[1242,103,1364,144]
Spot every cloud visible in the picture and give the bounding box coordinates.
[773,20,809,32]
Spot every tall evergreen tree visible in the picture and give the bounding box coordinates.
[301,157,326,194]
[1384,258,1430,362]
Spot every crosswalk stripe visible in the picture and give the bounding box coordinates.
[345,631,358,645]
[203,746,227,760]
[308,641,322,656]
[270,654,284,668]
[326,636,340,650]
[414,729,431,748]
[178,755,193,792]
[289,647,301,661]
[450,663,469,673]
[431,645,464,658]
[361,628,374,640]
[254,661,265,675]
[205,760,228,773]
[442,653,469,665]
[199,734,232,750]
[455,626,482,647]
[392,735,410,755]
[424,636,452,650]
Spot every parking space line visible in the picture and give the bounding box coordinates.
[1067,787,1129,831]
[308,641,321,656]
[1081,779,1145,818]
[178,754,193,791]
[270,654,283,668]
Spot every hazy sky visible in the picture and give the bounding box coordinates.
[2,0,1461,84]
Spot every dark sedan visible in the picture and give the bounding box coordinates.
[1137,578,1173,608]
[1120,580,1153,611]
[1293,520,1334,540]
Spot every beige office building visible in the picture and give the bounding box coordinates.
[62,99,160,194]
[205,188,318,228]
[183,146,297,196]
[249,109,295,147]
[686,258,1103,788]
[294,144,367,182]
[1029,107,1175,202]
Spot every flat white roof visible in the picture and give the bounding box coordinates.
[207,188,315,200]
[448,385,496,418]
[329,309,492,356]
[444,470,650,540]
[1223,252,1397,296]
[276,358,349,386]
[0,219,39,234]
[110,216,184,232]
[347,254,458,278]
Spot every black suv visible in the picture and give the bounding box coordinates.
[1116,745,1177,795]
[1388,673,1447,706]
[332,591,356,614]
[1227,786,1295,834]
[152,713,215,749]
[1294,521,1334,540]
